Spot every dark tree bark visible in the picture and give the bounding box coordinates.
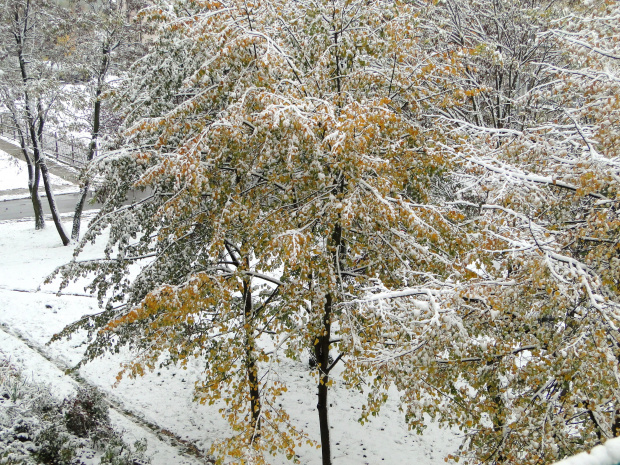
[72,98,100,240]
[9,110,44,229]
[313,221,346,465]
[227,239,263,442]
[72,41,112,241]
[314,291,333,465]
[243,279,261,440]
[37,148,70,245]
[13,0,69,245]
[24,139,44,230]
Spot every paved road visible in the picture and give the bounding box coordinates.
[0,137,152,222]
[0,135,91,221]
[0,189,152,222]
[0,191,101,221]
[0,136,153,222]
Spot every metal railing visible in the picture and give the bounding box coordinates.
[0,113,87,169]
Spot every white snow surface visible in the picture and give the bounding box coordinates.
[553,438,620,465]
[0,149,78,198]
[0,149,30,190]
[0,219,198,465]
[0,218,460,464]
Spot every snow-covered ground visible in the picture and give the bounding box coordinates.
[0,218,202,465]
[2,165,617,465]
[0,214,461,464]
[0,149,79,201]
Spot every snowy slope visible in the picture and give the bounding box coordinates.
[0,216,461,464]
[0,149,79,200]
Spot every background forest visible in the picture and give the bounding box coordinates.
[2,0,620,464]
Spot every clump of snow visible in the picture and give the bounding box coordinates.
[553,439,620,465]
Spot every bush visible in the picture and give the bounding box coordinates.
[32,426,77,465]
[0,353,150,465]
[63,387,112,442]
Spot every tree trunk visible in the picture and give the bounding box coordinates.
[72,182,90,240]
[29,163,44,230]
[72,42,110,241]
[30,107,70,245]
[16,119,44,229]
[14,2,69,245]
[38,152,70,245]
[243,279,261,441]
[315,292,333,465]
[5,106,45,228]
[314,219,345,465]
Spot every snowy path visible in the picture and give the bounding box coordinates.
[0,136,80,184]
[0,308,208,465]
[0,218,460,465]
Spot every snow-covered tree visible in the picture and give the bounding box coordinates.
[52,0,620,463]
[69,0,147,241]
[380,1,620,463]
[54,0,484,463]
[0,0,72,243]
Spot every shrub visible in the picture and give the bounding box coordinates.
[32,426,76,465]
[63,387,112,443]
[0,353,150,465]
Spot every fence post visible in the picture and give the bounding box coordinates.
[71,138,75,164]
[55,133,59,159]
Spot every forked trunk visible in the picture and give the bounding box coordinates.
[15,3,69,245]
[27,122,69,245]
[21,133,44,229]
[11,114,44,229]
[39,156,70,245]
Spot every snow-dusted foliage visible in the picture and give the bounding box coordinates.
[52,0,620,464]
[55,0,480,463]
[392,1,620,463]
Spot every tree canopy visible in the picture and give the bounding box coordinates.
[52,0,620,464]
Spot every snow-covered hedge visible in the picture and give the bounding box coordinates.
[0,353,149,465]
